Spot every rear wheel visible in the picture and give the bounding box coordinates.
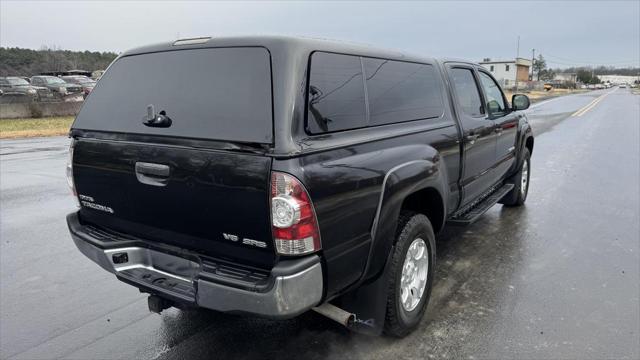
[501,148,531,206]
[384,211,435,337]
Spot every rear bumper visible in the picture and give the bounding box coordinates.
[67,212,323,319]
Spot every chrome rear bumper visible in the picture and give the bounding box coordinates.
[68,213,323,318]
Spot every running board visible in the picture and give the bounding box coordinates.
[447,183,514,225]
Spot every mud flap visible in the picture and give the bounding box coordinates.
[335,248,394,335]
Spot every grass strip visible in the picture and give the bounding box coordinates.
[0,116,74,138]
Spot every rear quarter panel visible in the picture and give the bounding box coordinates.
[273,125,460,298]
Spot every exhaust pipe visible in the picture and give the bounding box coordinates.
[148,295,171,314]
[312,303,355,328]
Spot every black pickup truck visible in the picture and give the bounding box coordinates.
[67,36,533,337]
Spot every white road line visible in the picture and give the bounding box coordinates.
[530,95,566,109]
[530,89,596,109]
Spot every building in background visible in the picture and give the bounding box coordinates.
[554,73,578,83]
[598,74,639,85]
[479,58,532,89]
[547,72,579,89]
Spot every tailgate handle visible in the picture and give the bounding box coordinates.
[135,162,170,187]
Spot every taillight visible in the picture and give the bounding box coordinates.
[66,139,80,207]
[271,171,321,255]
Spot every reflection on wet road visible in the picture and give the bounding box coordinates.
[1,88,638,359]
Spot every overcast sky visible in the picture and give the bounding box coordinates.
[1,1,639,68]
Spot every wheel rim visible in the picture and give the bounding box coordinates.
[400,238,429,312]
[521,159,529,196]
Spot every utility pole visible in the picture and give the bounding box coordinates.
[531,48,535,82]
[515,36,520,92]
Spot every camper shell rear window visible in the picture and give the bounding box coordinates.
[72,47,273,143]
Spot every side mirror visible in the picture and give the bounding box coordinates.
[512,94,530,111]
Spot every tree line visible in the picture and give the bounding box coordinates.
[532,54,639,84]
[0,46,119,77]
[555,65,640,77]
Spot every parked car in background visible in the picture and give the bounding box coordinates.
[30,75,83,100]
[62,75,96,97]
[0,76,53,102]
[91,70,105,81]
[41,70,92,77]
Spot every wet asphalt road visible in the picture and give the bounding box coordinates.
[1,88,639,359]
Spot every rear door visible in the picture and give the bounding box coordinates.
[71,47,276,268]
[446,65,498,205]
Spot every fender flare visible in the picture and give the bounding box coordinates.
[364,158,447,281]
[517,124,534,166]
[506,121,533,178]
[333,158,447,333]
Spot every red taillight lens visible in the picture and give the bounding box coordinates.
[271,171,321,255]
[66,139,80,207]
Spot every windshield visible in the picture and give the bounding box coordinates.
[7,78,29,85]
[44,77,66,84]
[73,47,273,143]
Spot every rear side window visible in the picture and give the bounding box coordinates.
[307,52,367,133]
[73,47,273,143]
[363,59,443,126]
[306,53,443,134]
[449,68,484,117]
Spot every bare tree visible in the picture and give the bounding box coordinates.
[533,55,547,81]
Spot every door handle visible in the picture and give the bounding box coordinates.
[465,134,480,145]
[495,127,503,135]
[135,162,170,187]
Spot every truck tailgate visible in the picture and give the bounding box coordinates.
[73,139,275,268]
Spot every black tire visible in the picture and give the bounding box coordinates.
[384,211,436,337]
[500,148,531,206]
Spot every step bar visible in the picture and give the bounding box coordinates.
[448,183,514,225]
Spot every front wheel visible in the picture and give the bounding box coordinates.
[384,211,436,337]
[501,148,531,206]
